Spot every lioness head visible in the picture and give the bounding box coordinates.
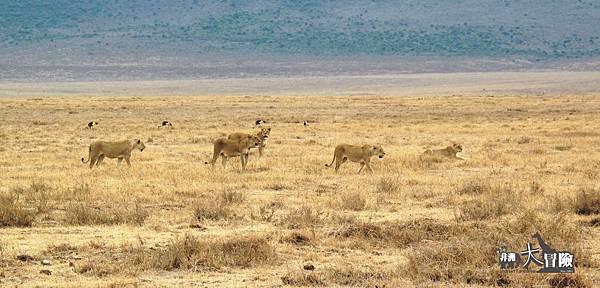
[451,143,463,153]
[372,145,386,159]
[259,127,271,140]
[133,139,146,152]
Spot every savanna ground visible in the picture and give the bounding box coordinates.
[1,75,600,287]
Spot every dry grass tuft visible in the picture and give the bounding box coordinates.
[74,259,122,277]
[65,202,148,226]
[218,188,245,205]
[455,178,491,195]
[281,271,326,286]
[281,265,395,287]
[547,273,592,288]
[459,197,513,221]
[330,217,455,248]
[144,234,276,270]
[405,237,498,285]
[193,199,233,222]
[458,183,521,221]
[403,154,444,170]
[0,192,35,227]
[337,191,367,211]
[16,181,52,214]
[265,182,288,191]
[376,176,402,194]
[572,188,600,215]
[279,205,323,229]
[281,230,315,246]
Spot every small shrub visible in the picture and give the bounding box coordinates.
[65,202,148,226]
[404,236,504,285]
[32,120,49,125]
[265,182,288,191]
[413,154,444,169]
[282,266,394,287]
[281,230,314,246]
[218,189,245,205]
[547,272,592,288]
[459,198,512,221]
[251,201,282,222]
[330,218,455,248]
[150,234,276,270]
[74,259,121,277]
[455,178,490,195]
[193,199,232,222]
[0,193,35,227]
[572,188,600,215]
[281,271,326,286]
[376,176,402,194]
[554,145,573,151]
[338,192,367,211]
[458,183,521,221]
[279,205,322,229]
[529,181,544,194]
[19,181,51,214]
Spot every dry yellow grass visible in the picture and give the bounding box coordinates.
[1,90,600,287]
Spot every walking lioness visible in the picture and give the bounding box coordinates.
[81,139,146,169]
[228,127,271,157]
[206,135,261,170]
[325,144,386,174]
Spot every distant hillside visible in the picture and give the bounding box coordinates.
[1,0,599,80]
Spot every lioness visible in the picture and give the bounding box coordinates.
[325,144,386,174]
[422,143,463,159]
[81,139,145,169]
[228,127,271,157]
[205,135,261,170]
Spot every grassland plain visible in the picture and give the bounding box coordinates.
[1,92,600,287]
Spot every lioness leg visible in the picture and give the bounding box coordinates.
[117,157,123,165]
[365,161,374,173]
[258,145,264,157]
[208,143,221,167]
[89,153,99,169]
[96,155,105,166]
[358,162,366,174]
[334,156,347,173]
[222,156,228,169]
[125,157,131,167]
[240,154,247,170]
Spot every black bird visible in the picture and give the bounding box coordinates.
[159,120,173,128]
[255,119,266,127]
[87,121,98,129]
